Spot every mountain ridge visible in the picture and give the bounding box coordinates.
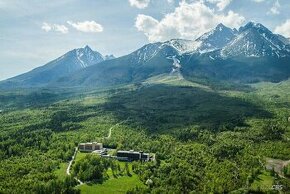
[0,46,113,88]
[221,22,290,58]
[196,23,237,52]
[1,22,290,89]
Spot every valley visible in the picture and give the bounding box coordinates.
[0,75,290,193]
[1,21,290,193]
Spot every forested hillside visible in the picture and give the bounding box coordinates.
[0,77,290,193]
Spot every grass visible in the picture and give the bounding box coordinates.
[54,152,90,181]
[144,74,210,89]
[75,151,89,163]
[76,158,145,194]
[54,162,68,181]
[79,173,144,194]
[250,171,275,192]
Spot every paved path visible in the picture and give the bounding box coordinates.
[66,147,84,185]
[283,160,290,167]
[266,158,290,178]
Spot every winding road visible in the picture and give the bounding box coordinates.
[105,118,130,139]
[66,147,83,185]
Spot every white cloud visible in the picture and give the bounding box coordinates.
[268,0,280,15]
[67,21,103,33]
[136,15,159,38]
[207,0,233,11]
[274,19,290,37]
[41,23,52,32]
[41,22,68,34]
[135,1,245,42]
[129,0,150,9]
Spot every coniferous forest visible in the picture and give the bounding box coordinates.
[1,79,290,193]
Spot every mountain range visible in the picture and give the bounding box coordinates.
[1,46,114,88]
[1,22,290,89]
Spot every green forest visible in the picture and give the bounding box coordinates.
[0,78,290,193]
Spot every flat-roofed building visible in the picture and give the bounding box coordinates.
[141,152,150,161]
[116,150,150,161]
[78,142,103,152]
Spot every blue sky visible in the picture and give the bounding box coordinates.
[0,0,290,80]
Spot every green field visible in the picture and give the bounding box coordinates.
[79,174,144,194]
[79,161,145,194]
[250,171,275,192]
[71,151,145,194]
[54,162,69,181]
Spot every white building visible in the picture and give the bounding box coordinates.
[78,142,103,152]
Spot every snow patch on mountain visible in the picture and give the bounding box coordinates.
[131,43,162,64]
[163,39,201,54]
[76,46,105,68]
[167,56,184,79]
[133,22,290,63]
[76,49,87,68]
[221,22,290,58]
[196,23,237,52]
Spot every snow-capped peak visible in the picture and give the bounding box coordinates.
[74,45,104,68]
[195,23,237,52]
[155,24,237,55]
[162,39,201,54]
[130,22,290,66]
[221,22,290,58]
[216,23,227,31]
[239,22,271,34]
[84,45,92,51]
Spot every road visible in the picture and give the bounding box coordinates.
[106,119,130,139]
[266,158,290,178]
[66,147,84,185]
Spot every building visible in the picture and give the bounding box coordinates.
[78,142,103,152]
[116,150,150,162]
[141,153,150,161]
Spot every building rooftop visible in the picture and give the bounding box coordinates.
[117,150,142,154]
[79,142,102,145]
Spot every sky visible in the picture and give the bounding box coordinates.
[0,0,290,80]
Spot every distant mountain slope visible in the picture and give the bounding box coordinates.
[0,46,109,88]
[277,35,290,45]
[221,22,290,58]
[178,22,290,83]
[1,22,290,89]
[196,23,237,52]
[55,43,179,87]
[162,39,200,54]
[58,22,290,86]
[181,51,290,83]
